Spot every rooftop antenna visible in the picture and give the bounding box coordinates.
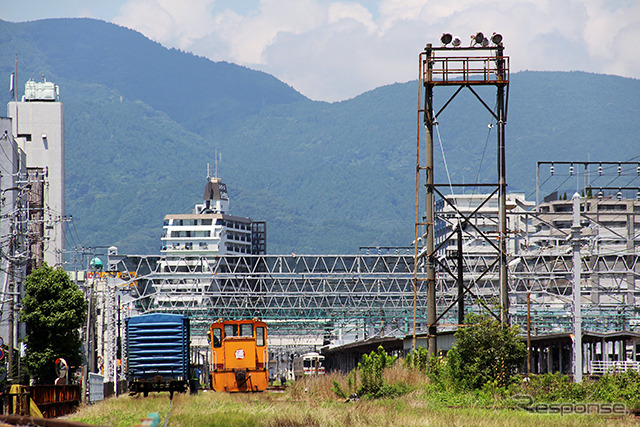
[215,150,221,179]
[12,54,18,101]
[207,149,221,180]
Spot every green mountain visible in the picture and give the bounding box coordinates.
[0,18,639,255]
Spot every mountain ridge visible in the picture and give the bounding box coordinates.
[0,18,638,255]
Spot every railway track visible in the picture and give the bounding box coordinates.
[0,414,102,427]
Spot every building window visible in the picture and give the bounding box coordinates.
[598,204,626,212]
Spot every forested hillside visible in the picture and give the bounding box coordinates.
[0,18,638,254]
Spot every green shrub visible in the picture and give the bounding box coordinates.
[347,370,357,395]
[330,346,404,400]
[405,347,429,372]
[331,380,347,399]
[587,370,640,405]
[447,312,527,390]
[358,346,397,397]
[375,382,412,399]
[427,353,453,390]
[330,367,359,400]
[524,373,584,402]
[517,371,640,406]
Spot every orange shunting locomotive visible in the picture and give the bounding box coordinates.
[207,318,269,392]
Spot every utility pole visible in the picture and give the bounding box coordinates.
[496,43,509,325]
[527,292,531,375]
[457,225,464,326]
[3,182,29,383]
[424,44,437,357]
[84,279,93,403]
[571,192,582,383]
[8,225,15,382]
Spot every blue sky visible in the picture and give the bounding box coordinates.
[5,0,640,102]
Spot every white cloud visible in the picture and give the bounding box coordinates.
[114,0,216,49]
[77,8,98,19]
[112,0,640,101]
[328,2,375,32]
[211,0,326,65]
[582,0,640,76]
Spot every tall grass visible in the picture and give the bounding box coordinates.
[287,372,346,401]
[68,365,640,426]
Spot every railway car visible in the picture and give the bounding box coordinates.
[207,318,268,392]
[126,313,190,398]
[293,352,325,380]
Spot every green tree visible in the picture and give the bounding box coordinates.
[20,264,87,384]
[447,312,526,389]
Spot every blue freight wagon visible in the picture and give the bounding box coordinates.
[126,313,190,398]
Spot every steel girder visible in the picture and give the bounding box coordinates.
[435,249,640,333]
[107,248,638,337]
[107,254,426,336]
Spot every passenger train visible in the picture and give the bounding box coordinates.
[293,352,325,380]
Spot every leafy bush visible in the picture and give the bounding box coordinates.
[587,370,640,405]
[447,313,527,389]
[375,382,413,398]
[329,369,359,400]
[347,370,357,395]
[518,371,640,407]
[426,354,453,390]
[524,372,585,402]
[330,346,409,400]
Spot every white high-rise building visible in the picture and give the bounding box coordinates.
[160,176,266,258]
[8,78,65,267]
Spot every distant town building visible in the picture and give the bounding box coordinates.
[531,196,640,252]
[434,192,534,257]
